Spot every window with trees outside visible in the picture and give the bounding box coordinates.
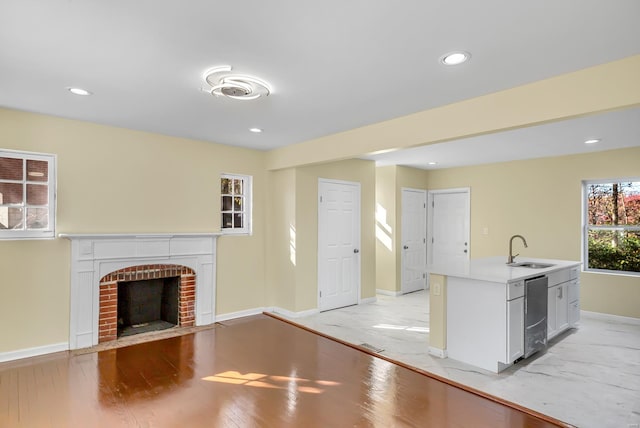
[584,180,640,274]
[220,174,251,234]
[0,149,56,240]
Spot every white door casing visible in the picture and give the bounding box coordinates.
[428,188,470,266]
[318,179,361,311]
[401,188,427,294]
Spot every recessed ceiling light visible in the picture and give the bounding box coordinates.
[428,162,438,166]
[584,138,601,144]
[440,51,471,66]
[249,128,263,133]
[67,87,92,96]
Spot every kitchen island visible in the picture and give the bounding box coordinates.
[428,256,581,372]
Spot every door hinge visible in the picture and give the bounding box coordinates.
[422,273,426,279]
[320,195,323,203]
[432,237,434,244]
[423,238,426,243]
[319,291,322,298]
[424,202,426,208]
[432,201,434,208]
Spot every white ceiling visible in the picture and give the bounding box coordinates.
[1,1,639,165]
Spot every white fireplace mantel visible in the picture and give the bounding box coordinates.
[61,233,221,349]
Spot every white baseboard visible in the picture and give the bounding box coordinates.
[360,296,377,304]
[215,307,266,323]
[0,342,68,363]
[428,346,447,359]
[376,289,402,296]
[581,310,640,325]
[269,306,319,318]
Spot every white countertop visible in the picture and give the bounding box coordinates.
[427,256,581,283]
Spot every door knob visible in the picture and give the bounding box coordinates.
[464,249,468,253]
[353,249,360,254]
[403,245,409,250]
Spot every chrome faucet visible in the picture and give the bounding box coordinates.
[507,235,528,264]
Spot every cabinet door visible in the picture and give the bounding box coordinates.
[547,285,558,339]
[569,300,580,326]
[507,297,524,362]
[556,284,569,332]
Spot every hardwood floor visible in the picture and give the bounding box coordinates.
[0,314,573,427]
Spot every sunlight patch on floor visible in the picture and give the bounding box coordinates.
[373,323,429,333]
[202,370,340,394]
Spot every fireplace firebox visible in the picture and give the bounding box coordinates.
[117,276,180,337]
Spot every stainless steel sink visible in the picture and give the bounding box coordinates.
[508,262,555,269]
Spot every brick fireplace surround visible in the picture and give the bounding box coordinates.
[98,264,196,343]
[62,233,219,350]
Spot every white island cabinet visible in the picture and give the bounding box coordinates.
[429,257,581,373]
[547,265,580,340]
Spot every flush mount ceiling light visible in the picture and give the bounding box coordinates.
[67,87,92,96]
[249,128,263,133]
[440,51,471,66]
[202,65,271,101]
[584,138,601,144]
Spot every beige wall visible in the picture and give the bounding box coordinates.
[295,159,376,311]
[426,147,640,318]
[265,168,297,309]
[3,55,640,357]
[375,165,397,292]
[428,274,447,351]
[0,108,267,352]
[265,159,376,313]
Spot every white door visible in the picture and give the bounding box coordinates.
[318,179,361,311]
[428,189,470,266]
[401,188,427,294]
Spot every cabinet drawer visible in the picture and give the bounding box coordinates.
[547,269,570,287]
[547,266,580,287]
[569,266,580,280]
[568,280,580,302]
[507,280,525,300]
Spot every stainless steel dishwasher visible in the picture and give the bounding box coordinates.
[524,275,548,358]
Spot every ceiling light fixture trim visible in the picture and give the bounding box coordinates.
[203,65,271,101]
[67,87,92,96]
[440,51,471,66]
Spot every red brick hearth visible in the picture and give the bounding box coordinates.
[98,264,196,343]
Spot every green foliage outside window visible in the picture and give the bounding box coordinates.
[588,230,640,272]
[586,181,640,274]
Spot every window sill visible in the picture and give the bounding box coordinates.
[0,232,56,240]
[583,268,640,278]
[220,229,252,236]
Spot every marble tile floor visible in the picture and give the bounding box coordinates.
[276,290,640,428]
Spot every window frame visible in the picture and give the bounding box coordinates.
[582,177,640,276]
[220,173,252,235]
[0,149,57,240]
